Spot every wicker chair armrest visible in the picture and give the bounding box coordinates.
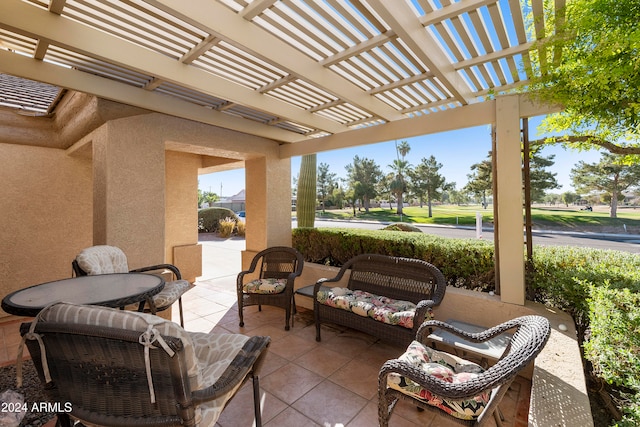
[379,358,498,400]
[416,319,519,344]
[415,299,435,311]
[130,263,182,280]
[286,268,303,283]
[313,277,342,294]
[236,269,254,290]
[412,301,435,329]
[192,336,270,404]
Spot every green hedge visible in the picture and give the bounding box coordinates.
[292,227,640,425]
[585,284,640,426]
[198,207,238,233]
[530,247,640,328]
[292,227,495,291]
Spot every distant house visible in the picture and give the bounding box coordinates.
[212,190,245,212]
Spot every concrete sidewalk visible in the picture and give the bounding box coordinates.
[198,234,245,281]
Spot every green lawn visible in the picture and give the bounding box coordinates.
[311,204,640,232]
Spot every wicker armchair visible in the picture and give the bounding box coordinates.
[72,245,192,327]
[378,315,551,426]
[18,302,270,427]
[237,246,304,330]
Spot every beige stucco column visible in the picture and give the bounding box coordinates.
[242,156,292,268]
[92,119,166,268]
[494,95,526,304]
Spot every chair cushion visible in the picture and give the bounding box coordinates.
[152,279,191,309]
[316,288,428,329]
[37,303,202,390]
[76,245,129,275]
[243,278,287,294]
[188,331,251,426]
[35,303,253,426]
[387,340,489,420]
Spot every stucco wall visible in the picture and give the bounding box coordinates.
[165,150,202,282]
[0,143,92,318]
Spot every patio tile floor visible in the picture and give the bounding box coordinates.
[0,274,530,426]
[180,275,531,427]
[0,238,531,426]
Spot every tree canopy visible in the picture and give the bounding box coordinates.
[529,150,561,202]
[345,155,382,212]
[527,0,640,156]
[409,156,450,217]
[571,152,640,217]
[317,162,337,212]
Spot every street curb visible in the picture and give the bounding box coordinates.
[299,217,640,240]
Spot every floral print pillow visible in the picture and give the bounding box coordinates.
[243,278,287,294]
[387,340,489,420]
[316,288,431,329]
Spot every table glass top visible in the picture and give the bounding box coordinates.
[6,273,162,308]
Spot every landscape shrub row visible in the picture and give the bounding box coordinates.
[292,227,640,425]
[292,227,495,290]
[530,246,640,426]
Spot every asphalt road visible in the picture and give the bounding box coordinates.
[294,219,640,254]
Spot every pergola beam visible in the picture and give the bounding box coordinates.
[367,0,473,105]
[149,0,405,122]
[0,0,345,135]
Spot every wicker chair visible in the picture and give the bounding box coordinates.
[18,302,270,427]
[378,315,551,426]
[72,245,192,327]
[237,246,304,330]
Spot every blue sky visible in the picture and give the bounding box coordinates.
[198,115,603,198]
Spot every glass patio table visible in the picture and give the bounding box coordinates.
[1,273,165,317]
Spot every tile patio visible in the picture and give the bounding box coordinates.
[0,238,529,426]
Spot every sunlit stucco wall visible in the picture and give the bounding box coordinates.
[0,143,92,318]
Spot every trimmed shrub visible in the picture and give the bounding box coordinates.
[198,207,238,233]
[236,221,246,237]
[382,223,422,232]
[585,283,640,425]
[218,217,236,238]
[530,246,640,329]
[292,227,495,291]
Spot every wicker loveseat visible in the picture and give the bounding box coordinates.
[313,254,447,347]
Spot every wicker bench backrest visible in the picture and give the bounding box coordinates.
[344,254,446,305]
[20,321,195,426]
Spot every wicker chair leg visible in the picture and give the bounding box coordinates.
[252,373,262,427]
[285,304,291,331]
[238,300,245,327]
[493,406,505,427]
[55,413,72,427]
[377,393,395,427]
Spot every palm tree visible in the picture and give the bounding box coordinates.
[389,141,411,215]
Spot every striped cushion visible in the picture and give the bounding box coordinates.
[38,303,202,389]
[37,303,252,425]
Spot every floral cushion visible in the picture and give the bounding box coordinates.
[243,278,287,294]
[316,288,432,329]
[387,340,489,420]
